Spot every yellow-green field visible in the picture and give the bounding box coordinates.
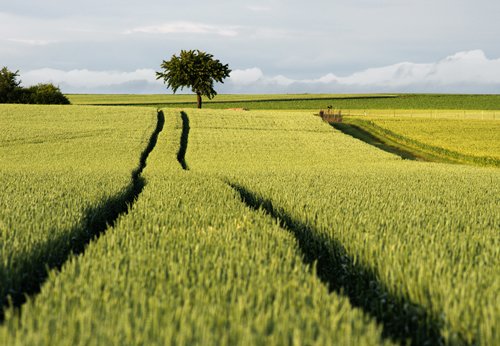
[344,109,499,120]
[66,93,390,105]
[66,93,500,112]
[0,101,499,346]
[0,104,156,314]
[341,115,500,166]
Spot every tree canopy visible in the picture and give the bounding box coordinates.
[156,50,231,108]
[0,67,22,103]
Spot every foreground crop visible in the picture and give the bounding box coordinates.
[0,105,157,318]
[0,106,498,345]
[184,109,500,345]
[0,110,391,345]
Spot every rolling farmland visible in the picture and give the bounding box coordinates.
[67,93,396,106]
[0,110,393,345]
[0,100,499,345]
[67,93,500,111]
[181,109,500,345]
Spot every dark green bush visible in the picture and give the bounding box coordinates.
[0,67,70,105]
[26,84,70,105]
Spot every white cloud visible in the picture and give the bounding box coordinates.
[229,68,263,85]
[20,50,500,94]
[7,38,57,46]
[267,75,296,86]
[22,68,161,88]
[124,21,239,37]
[333,50,500,86]
[229,69,297,87]
[246,5,272,12]
[226,50,500,93]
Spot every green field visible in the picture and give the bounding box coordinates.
[0,104,157,314]
[185,109,500,345]
[0,99,499,345]
[67,93,500,111]
[338,116,500,167]
[0,109,394,345]
[67,93,393,106]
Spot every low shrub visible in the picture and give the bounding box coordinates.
[0,67,70,105]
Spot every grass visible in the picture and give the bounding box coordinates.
[66,93,393,105]
[328,121,425,161]
[0,109,392,346]
[1,103,499,345]
[340,116,500,167]
[0,104,157,318]
[183,108,500,345]
[66,93,500,111]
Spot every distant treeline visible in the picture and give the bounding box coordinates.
[0,67,69,105]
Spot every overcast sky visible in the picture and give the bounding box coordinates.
[1,0,500,93]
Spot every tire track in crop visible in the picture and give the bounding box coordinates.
[331,119,500,167]
[175,110,442,344]
[0,111,165,323]
[177,111,190,170]
[228,182,444,346]
[327,122,425,161]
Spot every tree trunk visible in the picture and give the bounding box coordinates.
[196,93,202,109]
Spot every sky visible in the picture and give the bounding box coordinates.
[1,0,500,94]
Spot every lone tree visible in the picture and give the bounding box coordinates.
[156,50,231,109]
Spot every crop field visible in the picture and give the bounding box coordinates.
[67,93,393,106]
[182,109,500,345]
[0,102,499,345]
[0,111,394,345]
[186,111,500,344]
[0,104,157,317]
[340,116,500,167]
[67,93,500,111]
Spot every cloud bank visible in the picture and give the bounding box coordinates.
[7,38,57,46]
[22,68,162,94]
[22,50,500,94]
[124,21,239,37]
[223,50,500,93]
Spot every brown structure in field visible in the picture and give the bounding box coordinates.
[319,106,343,123]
